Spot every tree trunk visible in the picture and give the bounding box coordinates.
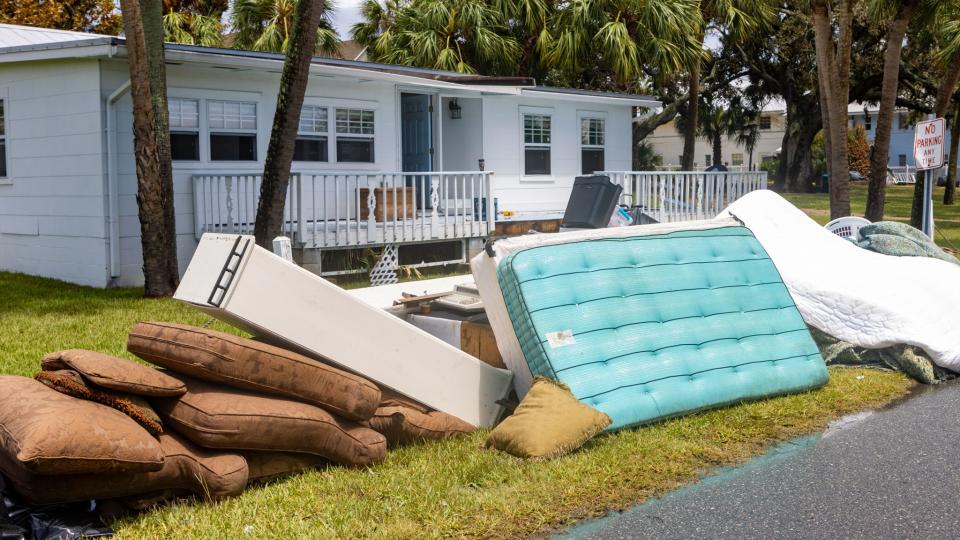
[119,0,179,297]
[865,0,915,222]
[712,131,722,168]
[912,55,960,226]
[945,106,959,205]
[254,0,326,248]
[811,0,852,219]
[681,61,700,170]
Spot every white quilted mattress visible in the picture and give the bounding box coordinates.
[722,190,960,371]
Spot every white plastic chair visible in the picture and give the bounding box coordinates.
[825,216,871,240]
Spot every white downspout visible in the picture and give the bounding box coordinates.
[106,80,131,278]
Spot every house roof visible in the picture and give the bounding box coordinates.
[0,23,660,106]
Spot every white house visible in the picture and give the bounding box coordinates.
[645,104,787,170]
[0,24,658,288]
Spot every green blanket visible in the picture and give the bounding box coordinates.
[856,221,960,266]
[808,326,951,384]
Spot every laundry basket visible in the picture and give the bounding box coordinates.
[825,216,871,240]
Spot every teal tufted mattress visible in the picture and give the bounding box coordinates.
[496,226,828,431]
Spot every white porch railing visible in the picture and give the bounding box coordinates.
[192,171,495,249]
[600,171,767,223]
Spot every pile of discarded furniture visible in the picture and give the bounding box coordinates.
[4,186,960,531]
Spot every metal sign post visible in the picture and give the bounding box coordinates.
[914,115,945,239]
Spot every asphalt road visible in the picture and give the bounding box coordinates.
[560,381,960,540]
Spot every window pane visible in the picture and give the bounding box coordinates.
[524,147,550,175]
[210,133,257,161]
[299,106,328,133]
[169,98,199,129]
[337,137,374,162]
[524,114,551,144]
[0,140,6,177]
[170,132,199,160]
[731,153,744,166]
[294,136,328,161]
[759,116,771,130]
[0,101,5,136]
[336,108,374,135]
[581,118,604,146]
[209,100,256,131]
[581,148,604,175]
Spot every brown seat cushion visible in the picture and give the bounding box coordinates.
[364,389,475,448]
[127,322,381,421]
[155,376,386,467]
[244,452,327,483]
[41,349,186,397]
[35,370,164,436]
[0,376,164,475]
[1,432,248,505]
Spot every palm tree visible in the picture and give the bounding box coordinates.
[352,0,704,86]
[254,0,331,247]
[162,0,226,46]
[864,0,921,222]
[680,0,774,170]
[231,0,339,54]
[810,0,855,219]
[163,11,224,46]
[698,105,734,168]
[118,0,179,296]
[354,0,521,74]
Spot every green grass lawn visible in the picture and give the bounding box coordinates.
[780,183,960,250]
[0,271,913,538]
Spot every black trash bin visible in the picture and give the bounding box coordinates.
[561,176,623,229]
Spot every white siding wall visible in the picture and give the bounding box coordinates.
[0,59,107,286]
[481,96,633,217]
[440,97,483,171]
[102,60,401,286]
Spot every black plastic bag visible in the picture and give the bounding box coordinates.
[1,474,113,540]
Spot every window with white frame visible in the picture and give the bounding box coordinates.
[335,108,374,162]
[580,117,605,174]
[168,98,199,161]
[208,100,257,161]
[864,114,872,131]
[523,113,551,175]
[705,154,712,167]
[0,99,6,177]
[898,154,907,167]
[731,153,744,166]
[759,115,771,130]
[294,105,328,162]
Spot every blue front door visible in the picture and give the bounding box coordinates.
[401,93,433,208]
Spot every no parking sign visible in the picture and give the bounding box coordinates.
[914,117,945,170]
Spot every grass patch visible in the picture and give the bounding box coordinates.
[0,272,914,538]
[781,183,960,250]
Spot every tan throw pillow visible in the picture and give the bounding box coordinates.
[127,322,381,421]
[41,349,186,397]
[484,378,611,460]
[35,370,164,436]
[155,376,387,468]
[0,432,248,505]
[0,376,164,475]
[364,389,475,448]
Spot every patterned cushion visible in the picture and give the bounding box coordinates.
[496,226,829,430]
